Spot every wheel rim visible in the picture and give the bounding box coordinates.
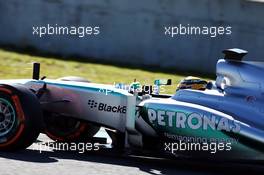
[0,98,16,137]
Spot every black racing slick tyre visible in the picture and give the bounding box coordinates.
[0,84,43,151]
[44,112,99,142]
[44,76,100,142]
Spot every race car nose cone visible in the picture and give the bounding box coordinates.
[0,113,5,122]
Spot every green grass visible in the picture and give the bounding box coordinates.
[0,49,208,94]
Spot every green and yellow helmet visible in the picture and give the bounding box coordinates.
[176,76,208,91]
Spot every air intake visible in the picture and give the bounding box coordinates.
[223,48,248,61]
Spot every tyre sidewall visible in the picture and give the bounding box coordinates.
[0,84,43,150]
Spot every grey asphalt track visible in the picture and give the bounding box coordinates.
[0,134,263,175]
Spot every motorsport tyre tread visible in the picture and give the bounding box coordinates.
[0,84,43,151]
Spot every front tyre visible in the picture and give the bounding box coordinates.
[0,84,43,151]
[44,112,100,142]
[45,76,99,142]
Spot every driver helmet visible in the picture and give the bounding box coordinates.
[176,76,208,91]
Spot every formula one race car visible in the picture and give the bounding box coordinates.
[0,48,263,162]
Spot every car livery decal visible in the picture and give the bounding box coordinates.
[88,100,127,114]
[147,108,241,133]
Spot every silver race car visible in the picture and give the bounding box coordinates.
[0,48,263,162]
